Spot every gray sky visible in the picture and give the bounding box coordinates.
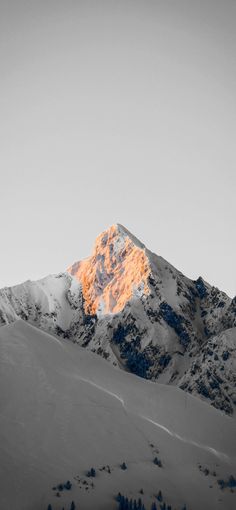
[0,0,235,296]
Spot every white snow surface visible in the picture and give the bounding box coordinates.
[0,320,235,510]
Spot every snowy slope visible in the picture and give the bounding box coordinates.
[0,224,235,414]
[0,320,235,510]
[0,273,81,331]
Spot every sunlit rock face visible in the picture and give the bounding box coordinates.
[67,224,151,315]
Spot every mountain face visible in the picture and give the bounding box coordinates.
[0,224,235,415]
[68,224,151,315]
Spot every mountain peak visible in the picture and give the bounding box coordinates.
[67,225,151,315]
[107,224,146,249]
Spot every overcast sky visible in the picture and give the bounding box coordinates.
[0,0,235,296]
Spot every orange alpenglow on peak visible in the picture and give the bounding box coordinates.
[67,224,151,315]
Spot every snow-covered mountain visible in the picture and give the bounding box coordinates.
[0,224,235,414]
[0,320,235,510]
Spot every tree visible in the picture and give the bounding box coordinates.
[47,505,52,510]
[124,497,129,510]
[138,498,143,509]
[157,490,163,502]
[70,502,76,510]
[119,496,125,510]
[117,492,122,502]
[153,457,162,467]
[129,498,133,510]
[64,480,72,490]
[87,467,96,477]
[120,462,127,470]
[228,475,236,488]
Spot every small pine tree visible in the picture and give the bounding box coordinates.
[125,497,130,510]
[47,505,52,510]
[70,502,76,510]
[228,475,236,488]
[119,496,125,510]
[153,457,162,467]
[120,462,127,470]
[87,467,96,477]
[64,480,72,490]
[157,490,163,502]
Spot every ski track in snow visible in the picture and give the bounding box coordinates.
[141,416,230,462]
[75,375,230,462]
[75,375,125,407]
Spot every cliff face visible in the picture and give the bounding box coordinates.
[68,224,151,315]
